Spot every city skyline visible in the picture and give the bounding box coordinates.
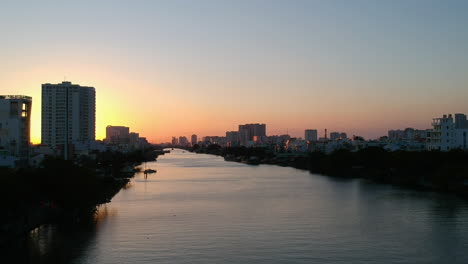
[1,0,468,143]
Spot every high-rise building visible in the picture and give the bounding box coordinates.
[105,126,130,144]
[304,129,318,142]
[238,123,266,145]
[191,134,197,145]
[41,82,95,159]
[455,113,468,129]
[172,137,179,145]
[0,95,32,164]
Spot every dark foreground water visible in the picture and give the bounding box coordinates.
[6,149,468,263]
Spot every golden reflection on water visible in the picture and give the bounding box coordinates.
[122,181,134,190]
[93,205,118,227]
[4,150,468,264]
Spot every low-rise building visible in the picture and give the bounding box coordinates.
[226,131,239,146]
[105,126,130,144]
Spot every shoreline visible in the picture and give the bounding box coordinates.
[188,146,468,198]
[0,148,164,246]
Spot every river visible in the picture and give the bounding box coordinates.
[6,149,468,263]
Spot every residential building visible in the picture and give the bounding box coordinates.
[267,134,290,151]
[0,150,18,168]
[179,136,189,146]
[203,136,226,145]
[129,132,140,147]
[285,138,308,152]
[340,133,347,140]
[427,113,468,151]
[388,128,428,142]
[106,126,130,144]
[330,132,341,141]
[191,134,197,145]
[104,127,148,150]
[0,95,32,165]
[238,123,266,146]
[41,82,95,159]
[455,113,468,129]
[253,135,268,144]
[304,129,318,142]
[226,131,239,146]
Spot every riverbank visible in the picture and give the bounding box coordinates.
[0,148,164,246]
[190,145,468,197]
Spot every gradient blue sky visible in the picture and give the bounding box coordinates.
[1,0,467,142]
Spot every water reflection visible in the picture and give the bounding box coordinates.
[2,205,117,264]
[122,181,134,190]
[4,150,468,264]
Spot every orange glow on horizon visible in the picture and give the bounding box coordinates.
[3,61,467,145]
[2,2,468,145]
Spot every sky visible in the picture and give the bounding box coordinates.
[1,0,467,143]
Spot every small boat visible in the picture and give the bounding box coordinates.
[144,169,157,174]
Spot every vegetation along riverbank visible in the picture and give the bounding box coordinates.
[0,147,164,246]
[190,144,468,197]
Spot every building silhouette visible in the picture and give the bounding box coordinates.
[304,129,318,142]
[454,113,468,129]
[179,136,189,146]
[105,125,130,144]
[41,82,95,159]
[191,134,197,145]
[238,123,266,146]
[226,131,239,146]
[0,95,32,166]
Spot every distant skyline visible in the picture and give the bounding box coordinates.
[1,0,467,143]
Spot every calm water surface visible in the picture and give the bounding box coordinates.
[9,149,468,263]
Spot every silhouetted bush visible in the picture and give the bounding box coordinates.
[208,146,468,194]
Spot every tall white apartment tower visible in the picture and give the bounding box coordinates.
[41,82,95,159]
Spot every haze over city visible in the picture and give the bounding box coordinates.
[1,0,468,143]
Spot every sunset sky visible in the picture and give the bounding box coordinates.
[1,0,467,143]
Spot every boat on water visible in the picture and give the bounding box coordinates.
[144,169,157,174]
